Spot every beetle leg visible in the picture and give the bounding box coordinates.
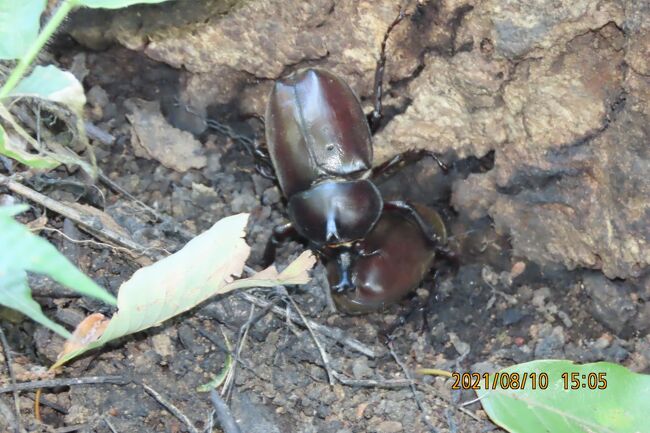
[371,149,448,181]
[262,222,298,266]
[384,200,444,245]
[367,8,407,134]
[205,117,277,180]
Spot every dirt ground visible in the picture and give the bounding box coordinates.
[1,1,649,432]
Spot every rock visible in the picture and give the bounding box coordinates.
[534,324,565,358]
[351,357,373,379]
[451,171,497,220]
[374,421,403,433]
[474,0,624,59]
[374,51,510,161]
[502,308,526,326]
[232,393,282,433]
[583,273,636,336]
[125,98,207,172]
[151,333,174,358]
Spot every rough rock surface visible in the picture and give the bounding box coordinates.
[125,98,207,171]
[70,0,649,280]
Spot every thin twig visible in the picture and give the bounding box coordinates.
[0,326,22,433]
[0,174,166,261]
[236,291,376,358]
[97,171,196,241]
[418,383,484,423]
[85,122,115,146]
[36,226,136,256]
[102,417,119,433]
[52,425,88,433]
[140,382,198,433]
[203,410,215,433]
[285,293,334,385]
[388,341,439,433]
[222,304,255,402]
[0,376,128,393]
[0,398,19,433]
[209,390,242,433]
[31,395,68,415]
[330,371,414,388]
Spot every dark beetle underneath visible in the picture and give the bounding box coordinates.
[327,204,447,314]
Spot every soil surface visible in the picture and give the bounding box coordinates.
[1,1,649,433]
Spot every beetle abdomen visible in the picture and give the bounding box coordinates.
[266,69,373,197]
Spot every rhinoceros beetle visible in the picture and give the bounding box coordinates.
[327,204,447,314]
[261,11,450,305]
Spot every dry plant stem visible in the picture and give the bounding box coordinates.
[209,390,242,433]
[52,424,88,433]
[204,410,214,433]
[0,174,164,260]
[286,294,335,385]
[141,382,198,433]
[97,171,194,240]
[330,371,413,389]
[389,341,439,433]
[236,290,376,358]
[0,399,19,433]
[31,395,68,414]
[38,226,135,256]
[102,418,118,433]
[0,327,22,433]
[418,383,484,424]
[85,122,115,146]
[0,376,128,394]
[222,305,255,402]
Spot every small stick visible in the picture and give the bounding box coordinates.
[97,172,195,241]
[140,382,198,433]
[31,395,68,414]
[0,399,19,433]
[85,122,115,146]
[236,291,376,359]
[204,410,214,433]
[222,305,255,402]
[418,382,483,423]
[0,174,165,260]
[37,226,136,257]
[389,341,439,433]
[102,417,119,433]
[209,390,242,433]
[285,293,334,385]
[330,371,413,389]
[0,326,22,433]
[52,425,88,433]
[0,376,128,393]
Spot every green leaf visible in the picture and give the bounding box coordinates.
[0,0,46,60]
[10,65,86,113]
[79,0,170,9]
[0,119,60,169]
[476,360,650,433]
[53,214,316,368]
[0,205,116,338]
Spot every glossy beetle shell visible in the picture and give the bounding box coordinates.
[287,179,383,246]
[265,69,373,197]
[328,205,447,314]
